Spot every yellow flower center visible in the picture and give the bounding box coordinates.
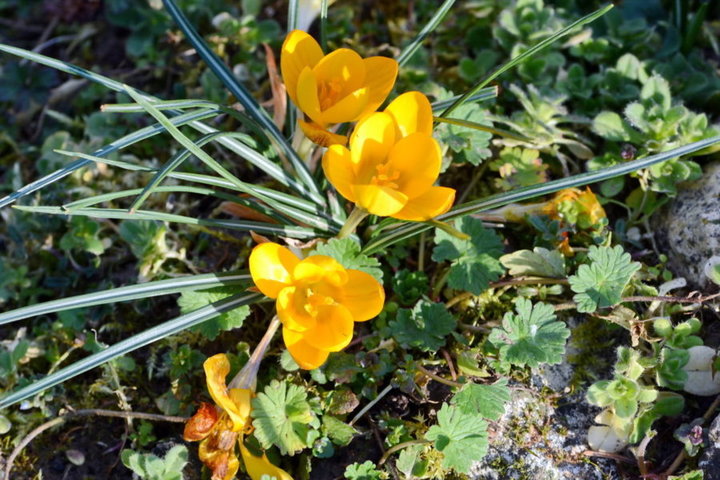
[370,163,401,189]
[318,77,344,110]
[303,289,335,316]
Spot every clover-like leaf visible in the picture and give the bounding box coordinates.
[312,238,383,282]
[251,380,316,455]
[488,298,570,367]
[568,245,641,313]
[432,216,505,295]
[389,300,456,352]
[425,403,488,474]
[178,287,250,340]
[451,379,510,421]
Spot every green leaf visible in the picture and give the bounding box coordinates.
[397,0,455,66]
[451,379,510,421]
[425,403,489,474]
[592,111,635,141]
[59,216,107,256]
[178,287,250,340]
[669,470,704,480]
[121,445,188,480]
[389,300,456,352]
[322,415,357,447]
[252,379,316,455]
[432,216,504,295]
[489,147,548,190]
[569,245,641,313]
[312,238,383,282]
[396,445,428,478]
[344,460,382,480]
[488,298,570,368]
[499,247,566,278]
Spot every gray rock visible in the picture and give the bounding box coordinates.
[654,162,720,287]
[699,413,720,480]
[470,389,621,480]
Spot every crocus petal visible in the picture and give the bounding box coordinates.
[304,303,354,352]
[319,87,370,124]
[183,402,218,442]
[322,145,356,200]
[277,286,316,332]
[360,56,399,117]
[349,112,396,178]
[283,327,330,369]
[249,243,300,299]
[296,67,323,126]
[337,270,385,322]
[199,438,240,480]
[203,354,252,432]
[240,442,294,480]
[294,255,348,286]
[386,132,442,198]
[385,91,434,138]
[391,186,456,221]
[281,30,323,104]
[312,48,366,100]
[298,120,347,147]
[353,184,408,217]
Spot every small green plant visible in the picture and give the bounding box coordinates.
[121,445,188,480]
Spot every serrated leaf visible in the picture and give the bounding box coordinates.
[425,403,488,474]
[499,247,565,278]
[488,298,570,368]
[344,460,382,480]
[252,380,316,455]
[568,245,641,313]
[432,216,505,295]
[452,379,510,420]
[178,287,250,340]
[389,300,456,352]
[489,147,548,190]
[322,415,357,446]
[312,238,383,282]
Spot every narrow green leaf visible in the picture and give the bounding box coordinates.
[430,88,498,111]
[0,109,218,209]
[434,116,532,142]
[397,0,456,67]
[363,134,720,254]
[287,0,299,31]
[439,3,614,117]
[320,0,329,52]
[101,99,219,112]
[14,205,322,238]
[0,272,250,326]
[0,293,262,408]
[161,0,324,205]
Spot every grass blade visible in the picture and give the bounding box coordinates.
[288,0,299,31]
[397,0,456,67]
[0,44,324,206]
[363,134,720,254]
[0,109,218,209]
[320,0,329,51]
[0,292,263,408]
[434,116,532,142]
[161,0,324,205]
[439,3,614,118]
[0,272,250,326]
[13,205,325,238]
[430,87,498,111]
[124,86,336,232]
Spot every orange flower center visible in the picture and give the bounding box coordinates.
[318,77,344,110]
[303,289,335,316]
[370,163,401,189]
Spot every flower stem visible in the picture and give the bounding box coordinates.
[228,315,281,390]
[336,206,368,239]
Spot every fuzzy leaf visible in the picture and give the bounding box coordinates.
[344,460,382,480]
[322,415,357,446]
[569,245,641,313]
[452,379,510,420]
[389,300,456,352]
[499,247,565,278]
[178,287,250,340]
[488,298,570,367]
[425,403,488,474]
[432,216,505,295]
[251,380,316,455]
[312,238,383,282]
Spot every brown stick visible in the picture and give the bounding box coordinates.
[3,409,186,479]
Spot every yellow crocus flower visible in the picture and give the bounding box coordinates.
[184,354,293,480]
[249,242,384,369]
[322,91,456,221]
[281,29,398,146]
